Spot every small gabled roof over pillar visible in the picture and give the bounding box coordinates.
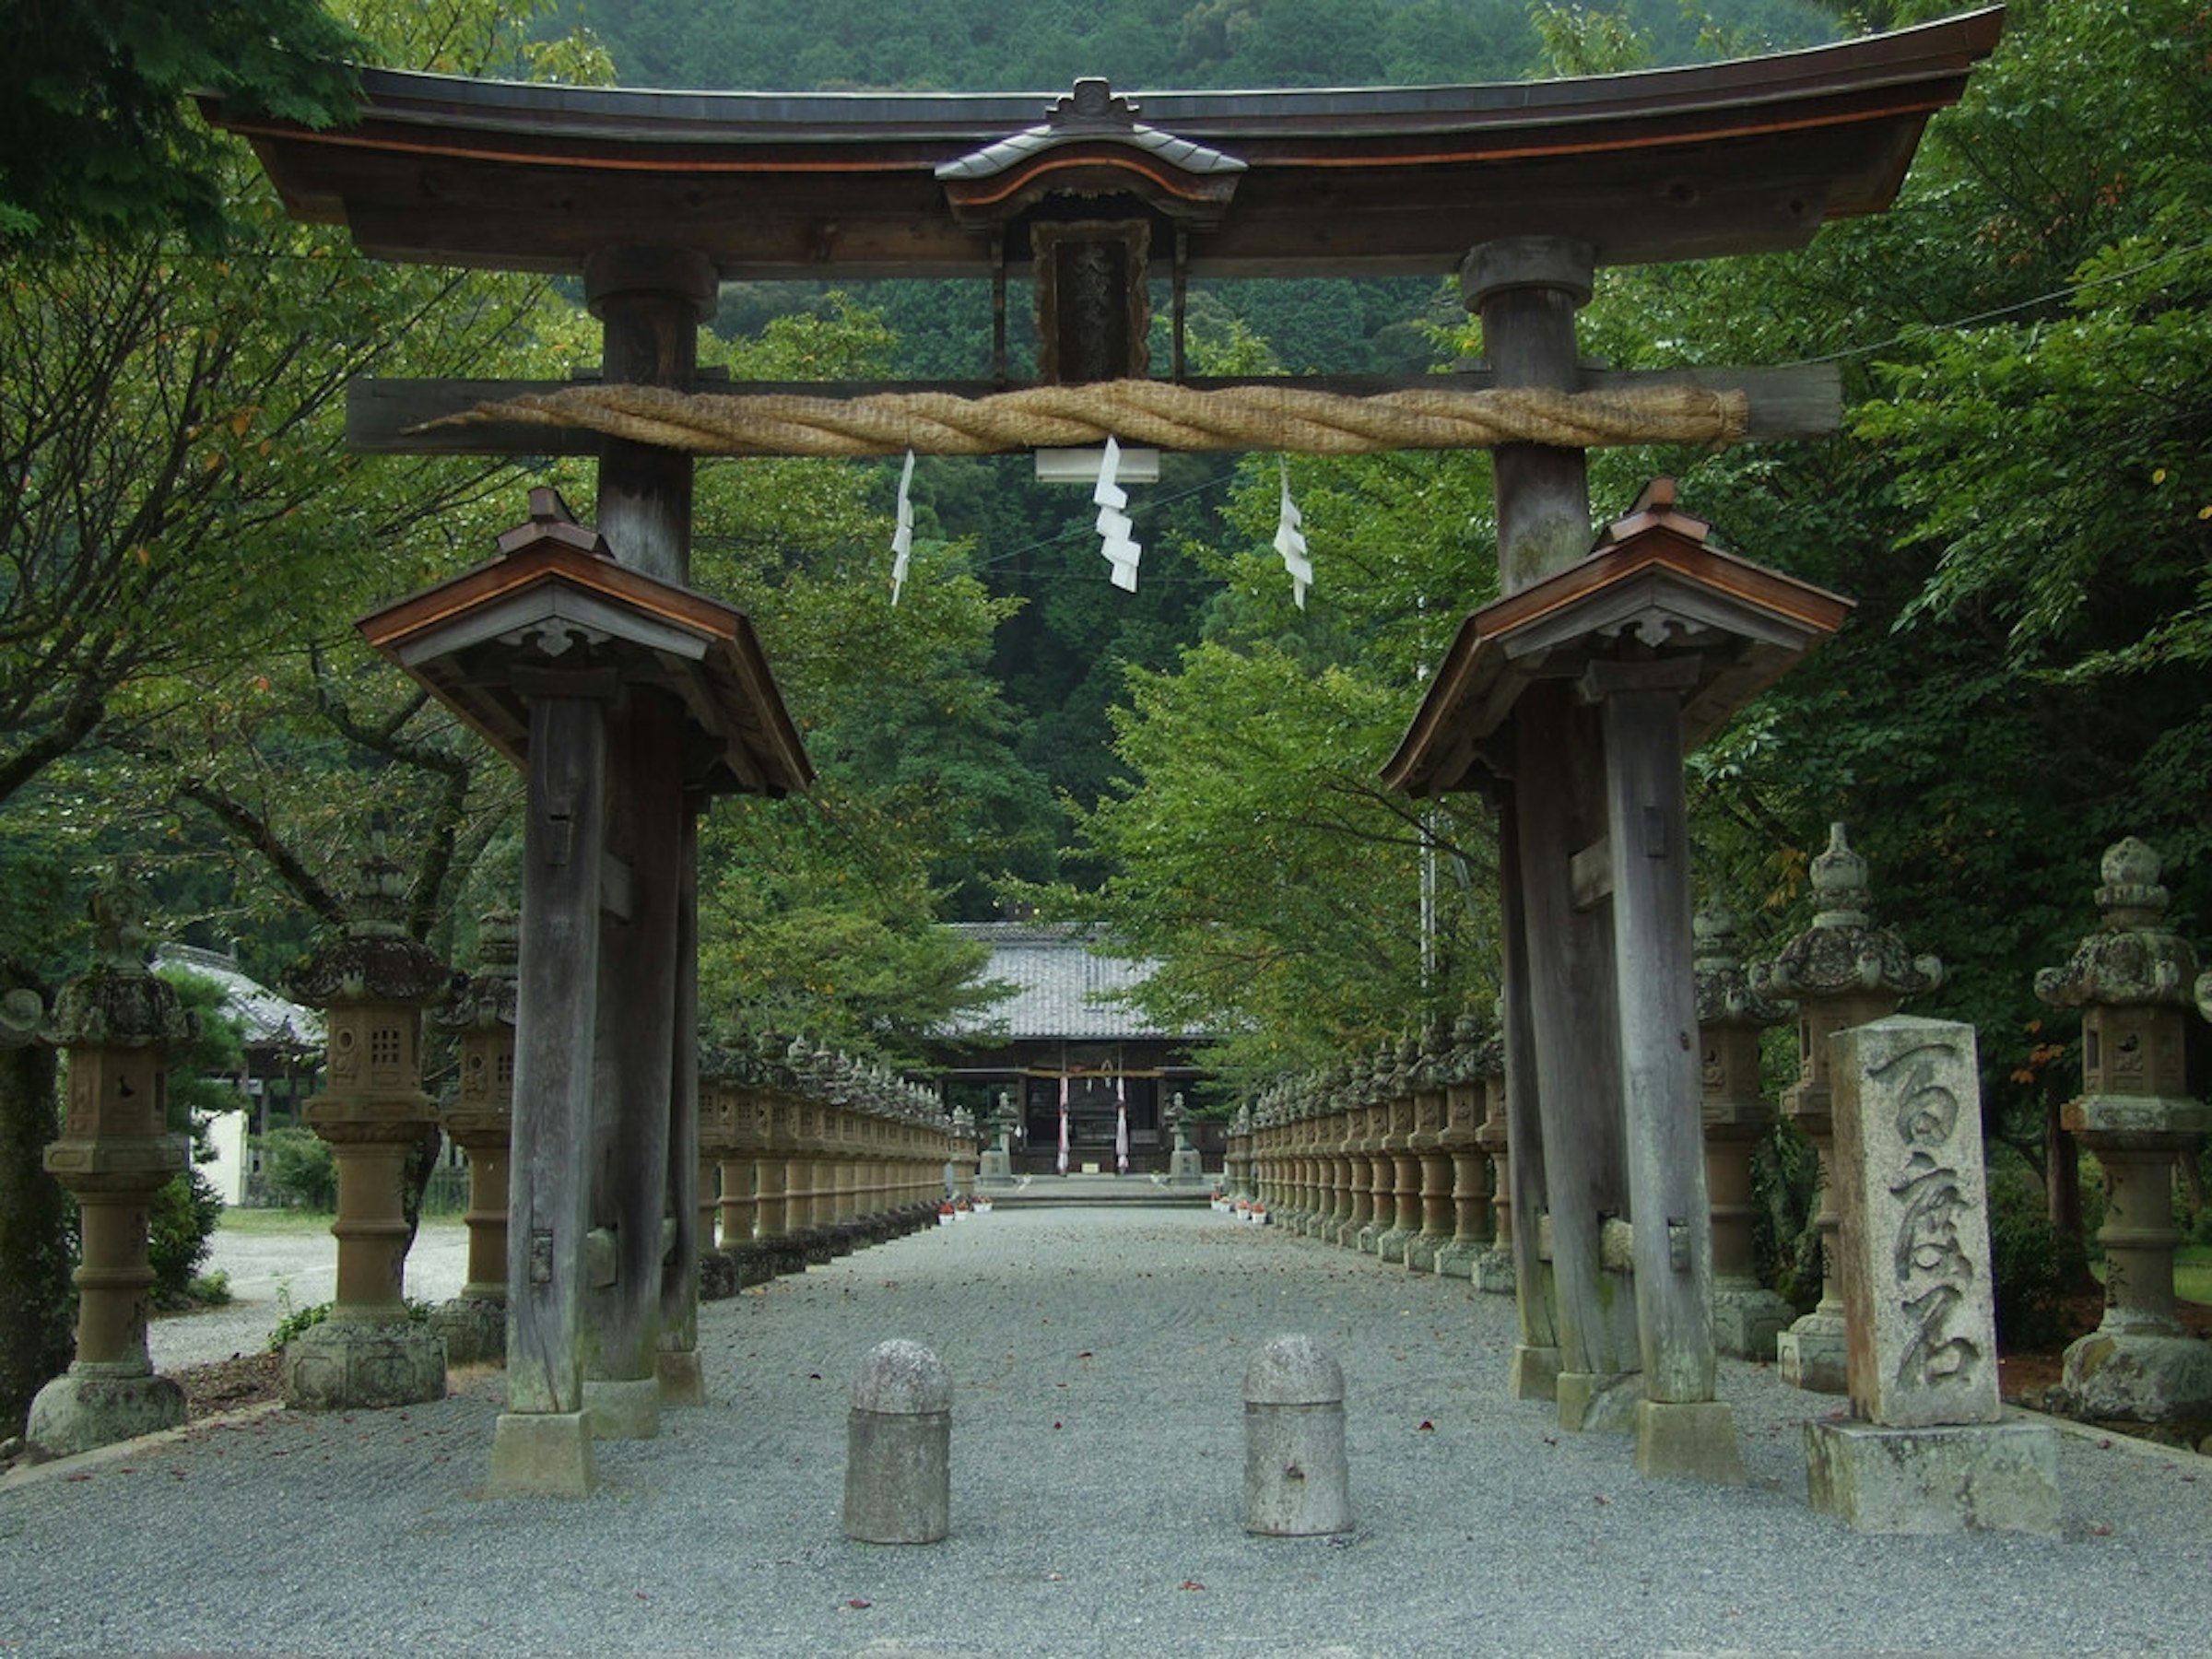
[358,488,812,797]
[1382,477,1851,797]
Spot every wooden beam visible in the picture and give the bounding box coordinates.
[347,364,1840,455]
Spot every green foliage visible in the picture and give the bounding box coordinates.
[255,1125,337,1212]
[1061,636,1499,1080]
[148,1168,226,1309]
[0,0,362,250]
[267,1295,331,1350]
[1985,1159,2088,1351]
[267,1291,430,1351]
[1570,0,2212,1210]
[0,0,609,968]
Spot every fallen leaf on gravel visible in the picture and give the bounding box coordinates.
[1179,1581,1206,1592]
[847,1598,872,1609]
[1418,1420,1434,1431]
[2089,1524,2113,1535]
[1078,1350,1093,1359]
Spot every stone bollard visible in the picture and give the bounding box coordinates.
[842,1339,951,1544]
[1242,1334,1352,1536]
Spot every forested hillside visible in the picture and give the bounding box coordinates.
[571,0,1847,924]
[564,0,1836,92]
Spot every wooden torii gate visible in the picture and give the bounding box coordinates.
[208,6,2003,1496]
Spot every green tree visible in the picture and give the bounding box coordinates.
[0,0,362,249]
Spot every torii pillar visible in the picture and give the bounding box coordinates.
[359,483,812,1497]
[577,248,717,1435]
[1387,448,1849,1480]
[1464,239,1632,1426]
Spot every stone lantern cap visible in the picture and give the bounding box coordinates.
[358,488,812,800]
[285,855,452,1008]
[1753,823,1942,1002]
[48,884,196,1052]
[2036,837,2202,1010]
[1382,477,1853,798]
[1693,902,1792,1030]
[439,912,521,1034]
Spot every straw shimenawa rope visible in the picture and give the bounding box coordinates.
[418,379,1749,456]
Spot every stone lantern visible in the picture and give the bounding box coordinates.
[429,912,518,1367]
[1406,1026,1456,1272]
[282,854,452,1411]
[1753,824,1940,1394]
[27,886,195,1459]
[1692,903,1797,1361]
[2037,837,2212,1425]
[1377,1035,1425,1262]
[1432,1011,1498,1283]
[1468,1020,1515,1293]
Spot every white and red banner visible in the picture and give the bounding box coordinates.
[1056,1072,1070,1174]
[1114,1075,1129,1173]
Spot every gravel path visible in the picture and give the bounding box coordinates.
[147,1219,471,1369]
[7,1207,2211,1659]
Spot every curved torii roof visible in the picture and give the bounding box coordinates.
[205,7,2002,279]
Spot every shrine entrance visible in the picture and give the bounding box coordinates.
[205,6,2004,1498]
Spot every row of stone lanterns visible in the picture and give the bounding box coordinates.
[1237,826,2212,1441]
[25,860,983,1453]
[1232,1015,1513,1287]
[700,1035,973,1292]
[1231,826,1956,1393]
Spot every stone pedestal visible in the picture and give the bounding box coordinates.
[1633,1399,1745,1484]
[487,1409,596,1499]
[287,1316,448,1411]
[1806,1419,2058,1535]
[28,1365,188,1461]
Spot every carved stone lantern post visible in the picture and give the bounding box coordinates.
[1469,1021,1517,1293]
[282,855,452,1411]
[1291,1084,1318,1230]
[27,888,194,1459]
[1754,824,1941,1394]
[1348,1050,1387,1252]
[431,912,519,1367]
[1406,1029,1456,1272]
[2037,837,2212,1425]
[1433,1012,1496,1282]
[1226,1103,1254,1206]
[1377,1037,1424,1262]
[1691,903,1796,1361]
